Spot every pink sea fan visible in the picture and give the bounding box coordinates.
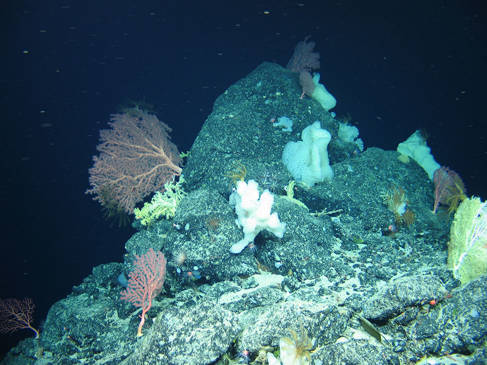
[286,36,320,73]
[86,108,182,214]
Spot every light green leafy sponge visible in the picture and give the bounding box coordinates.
[134,176,186,226]
[448,196,487,285]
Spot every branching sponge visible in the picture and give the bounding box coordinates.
[229,180,285,254]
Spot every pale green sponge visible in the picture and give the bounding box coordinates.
[448,196,487,284]
[134,176,186,226]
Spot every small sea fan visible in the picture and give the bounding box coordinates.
[433,167,467,214]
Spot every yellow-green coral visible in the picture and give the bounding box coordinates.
[134,176,186,226]
[282,180,308,211]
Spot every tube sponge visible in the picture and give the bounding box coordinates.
[282,121,333,187]
[396,130,440,180]
[310,73,336,111]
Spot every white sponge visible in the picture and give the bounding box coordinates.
[311,73,336,111]
[282,121,333,187]
[397,130,440,180]
[229,180,286,254]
